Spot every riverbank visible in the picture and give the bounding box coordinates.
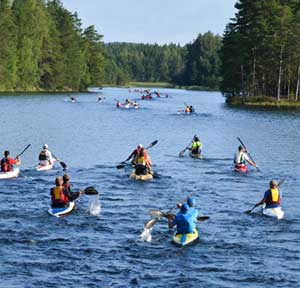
[226,96,300,108]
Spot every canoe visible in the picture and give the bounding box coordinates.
[172,229,199,247]
[130,170,153,181]
[0,167,20,180]
[48,201,76,217]
[262,206,284,219]
[234,164,247,173]
[189,152,203,159]
[36,163,54,171]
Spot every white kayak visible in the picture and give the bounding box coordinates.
[262,206,284,219]
[36,163,54,171]
[48,201,76,217]
[0,167,20,180]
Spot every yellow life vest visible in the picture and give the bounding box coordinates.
[271,188,279,202]
[136,156,146,165]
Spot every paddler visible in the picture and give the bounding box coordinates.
[63,174,83,200]
[234,145,257,171]
[185,106,191,113]
[253,180,284,216]
[189,135,202,155]
[0,150,21,172]
[116,101,122,108]
[123,144,143,165]
[167,203,197,234]
[38,144,55,166]
[189,105,195,113]
[134,148,152,175]
[50,176,82,208]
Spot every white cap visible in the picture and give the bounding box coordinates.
[138,144,143,148]
[43,144,48,149]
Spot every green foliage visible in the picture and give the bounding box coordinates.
[221,0,300,101]
[0,0,106,92]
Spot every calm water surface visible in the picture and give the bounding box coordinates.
[0,88,299,287]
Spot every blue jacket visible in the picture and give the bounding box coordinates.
[172,210,197,234]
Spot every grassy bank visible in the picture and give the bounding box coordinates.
[227,96,300,108]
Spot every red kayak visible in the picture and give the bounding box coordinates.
[234,164,247,173]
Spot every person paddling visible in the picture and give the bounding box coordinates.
[253,180,284,218]
[116,101,122,108]
[63,174,83,201]
[124,144,143,165]
[0,150,21,172]
[39,144,55,167]
[50,176,82,208]
[189,136,202,156]
[185,106,191,113]
[167,203,197,235]
[234,145,257,172]
[134,148,152,175]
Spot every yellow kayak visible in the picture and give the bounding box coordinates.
[172,229,199,247]
[189,152,203,159]
[129,170,153,181]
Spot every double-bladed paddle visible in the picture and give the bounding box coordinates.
[15,144,31,158]
[83,186,99,195]
[237,137,260,172]
[178,135,197,157]
[244,178,286,214]
[117,140,158,169]
[148,210,210,222]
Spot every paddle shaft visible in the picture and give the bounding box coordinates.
[52,153,67,169]
[237,137,260,172]
[15,144,31,158]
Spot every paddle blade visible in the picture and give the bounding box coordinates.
[147,140,158,149]
[116,164,126,169]
[197,216,210,221]
[244,210,252,214]
[178,149,185,157]
[148,210,165,218]
[144,218,159,229]
[84,186,99,195]
[59,161,67,170]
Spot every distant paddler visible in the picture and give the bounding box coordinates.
[38,144,55,167]
[189,135,202,157]
[116,100,122,108]
[234,145,257,173]
[251,180,284,219]
[132,101,139,108]
[70,96,77,103]
[1,150,21,172]
[134,147,152,175]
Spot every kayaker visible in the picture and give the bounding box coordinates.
[63,174,82,201]
[123,144,143,165]
[141,147,152,169]
[116,101,122,108]
[134,148,152,175]
[254,180,283,211]
[189,105,195,113]
[190,136,202,155]
[70,96,76,102]
[185,106,191,113]
[133,101,139,108]
[167,203,197,234]
[234,145,257,170]
[39,144,55,166]
[0,150,21,172]
[187,197,198,218]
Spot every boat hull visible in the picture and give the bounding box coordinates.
[129,170,153,181]
[0,167,20,179]
[48,201,76,217]
[172,229,199,247]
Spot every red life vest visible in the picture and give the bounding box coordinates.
[1,157,13,172]
[51,186,69,204]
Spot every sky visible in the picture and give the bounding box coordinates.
[62,0,237,45]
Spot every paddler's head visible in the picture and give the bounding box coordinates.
[238,145,244,152]
[43,144,48,150]
[187,197,196,207]
[270,180,278,188]
[55,176,63,186]
[4,150,10,157]
[63,174,70,183]
[180,203,189,214]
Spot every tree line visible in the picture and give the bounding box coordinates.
[221,0,300,101]
[0,0,222,92]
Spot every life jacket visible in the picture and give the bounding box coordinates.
[234,151,246,164]
[51,186,69,204]
[39,150,47,161]
[192,141,201,154]
[1,157,13,172]
[175,213,194,234]
[136,156,146,166]
[265,188,281,207]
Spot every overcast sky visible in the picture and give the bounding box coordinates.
[62,0,237,45]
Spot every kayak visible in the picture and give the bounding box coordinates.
[48,201,76,217]
[130,170,153,181]
[262,206,284,219]
[189,152,203,159]
[0,167,20,180]
[36,163,54,171]
[234,164,247,173]
[172,229,199,247]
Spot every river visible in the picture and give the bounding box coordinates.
[0,88,299,287]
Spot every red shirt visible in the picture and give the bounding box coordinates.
[1,157,17,172]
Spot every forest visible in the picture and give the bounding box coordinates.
[0,0,222,92]
[221,0,300,102]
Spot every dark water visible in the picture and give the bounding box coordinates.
[0,88,300,287]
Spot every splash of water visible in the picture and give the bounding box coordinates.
[88,195,101,216]
[140,228,152,242]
